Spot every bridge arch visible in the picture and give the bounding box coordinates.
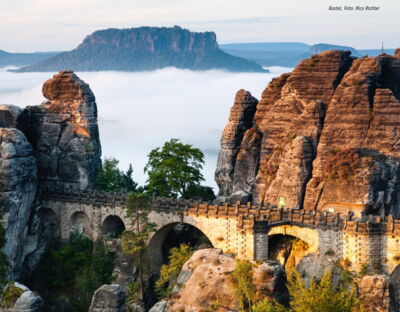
[267,225,319,253]
[102,215,125,238]
[69,211,92,237]
[38,208,60,238]
[148,222,213,274]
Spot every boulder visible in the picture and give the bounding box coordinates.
[9,291,44,312]
[360,275,390,312]
[166,248,288,312]
[1,282,43,312]
[88,284,126,312]
[149,300,168,312]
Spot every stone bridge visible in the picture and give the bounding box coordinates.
[38,187,400,275]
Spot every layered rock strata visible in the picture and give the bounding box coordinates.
[216,49,400,217]
[18,70,101,190]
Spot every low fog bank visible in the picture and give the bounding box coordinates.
[0,66,292,191]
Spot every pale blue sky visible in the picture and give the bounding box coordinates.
[1,0,399,52]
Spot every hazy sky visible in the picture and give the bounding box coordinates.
[0,67,290,189]
[1,0,399,52]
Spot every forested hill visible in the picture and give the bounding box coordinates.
[15,26,267,73]
[0,49,60,67]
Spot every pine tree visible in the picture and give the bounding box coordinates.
[121,193,156,302]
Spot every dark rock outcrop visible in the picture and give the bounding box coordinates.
[15,26,266,73]
[18,70,101,189]
[216,49,400,217]
[89,284,126,312]
[0,105,23,128]
[0,127,37,279]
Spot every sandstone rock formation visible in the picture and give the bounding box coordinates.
[0,71,102,280]
[215,90,259,202]
[88,284,126,312]
[216,49,400,217]
[18,70,101,190]
[360,275,390,312]
[0,127,37,279]
[160,248,287,312]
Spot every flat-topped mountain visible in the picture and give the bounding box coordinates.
[15,26,266,73]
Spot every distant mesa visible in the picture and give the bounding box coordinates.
[13,26,267,73]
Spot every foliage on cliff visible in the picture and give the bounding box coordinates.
[32,234,115,312]
[251,269,364,312]
[155,243,193,297]
[95,157,142,193]
[232,260,257,311]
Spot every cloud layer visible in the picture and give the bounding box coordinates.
[0,67,291,192]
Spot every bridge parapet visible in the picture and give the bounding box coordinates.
[40,185,400,234]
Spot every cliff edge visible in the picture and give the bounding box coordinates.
[216,49,400,218]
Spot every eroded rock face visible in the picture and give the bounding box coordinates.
[164,248,287,312]
[304,54,400,216]
[360,275,390,312]
[216,50,400,217]
[88,284,126,312]
[215,90,259,202]
[18,70,101,190]
[0,128,36,279]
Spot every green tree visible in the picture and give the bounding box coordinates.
[121,193,156,302]
[251,268,364,312]
[182,184,216,201]
[155,243,193,298]
[252,298,286,312]
[144,138,214,199]
[33,234,115,311]
[285,269,363,312]
[232,260,256,312]
[0,225,8,285]
[96,157,141,193]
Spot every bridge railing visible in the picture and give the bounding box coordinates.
[39,186,400,234]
